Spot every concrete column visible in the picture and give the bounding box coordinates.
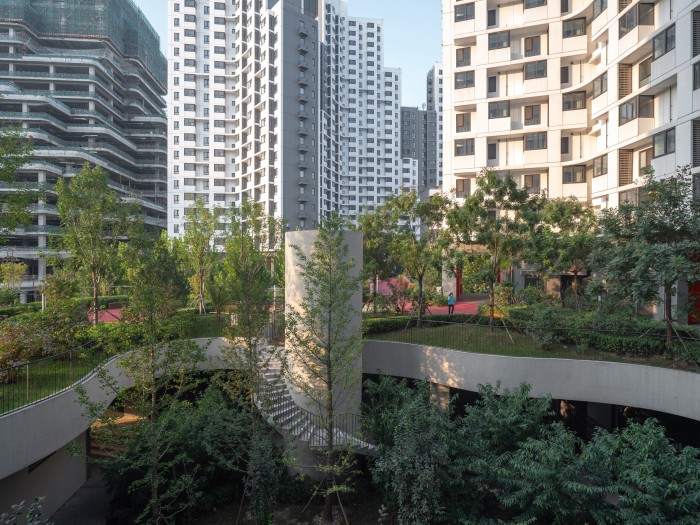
[588,402,613,432]
[284,230,363,427]
[431,383,451,411]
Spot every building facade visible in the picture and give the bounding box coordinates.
[425,62,443,194]
[340,17,402,222]
[168,0,403,233]
[442,0,700,208]
[168,0,322,236]
[400,106,427,192]
[0,0,167,298]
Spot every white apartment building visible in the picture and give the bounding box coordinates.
[426,63,444,191]
[442,0,700,208]
[168,0,404,234]
[340,17,402,222]
[168,0,323,236]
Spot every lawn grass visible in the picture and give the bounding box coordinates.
[368,322,699,372]
[0,350,106,415]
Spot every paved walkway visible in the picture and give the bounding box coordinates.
[51,465,110,525]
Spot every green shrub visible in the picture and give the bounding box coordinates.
[0,304,90,370]
[363,313,482,336]
[0,302,41,318]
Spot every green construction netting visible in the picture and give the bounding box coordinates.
[0,0,166,86]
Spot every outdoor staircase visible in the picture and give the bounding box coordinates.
[259,349,376,456]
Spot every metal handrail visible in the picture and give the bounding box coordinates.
[0,341,106,416]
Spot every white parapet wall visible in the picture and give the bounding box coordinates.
[363,340,700,422]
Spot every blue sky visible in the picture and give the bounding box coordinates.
[134,0,441,107]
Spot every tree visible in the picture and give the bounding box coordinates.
[39,267,79,303]
[0,261,26,305]
[525,197,598,311]
[591,166,700,351]
[0,128,34,243]
[55,164,139,324]
[384,191,450,327]
[218,198,285,522]
[359,206,396,314]
[365,377,462,525]
[285,215,364,524]
[79,326,205,523]
[447,169,539,332]
[181,197,218,315]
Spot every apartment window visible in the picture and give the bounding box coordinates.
[524,0,546,8]
[639,56,652,87]
[619,189,639,206]
[488,31,510,50]
[563,165,586,183]
[619,3,654,38]
[694,62,700,90]
[640,147,652,174]
[563,92,586,110]
[593,154,608,177]
[524,132,547,150]
[456,178,471,197]
[524,36,541,57]
[456,113,470,133]
[456,47,471,67]
[561,0,569,13]
[653,128,675,157]
[524,60,547,79]
[487,9,497,27]
[619,95,654,125]
[694,11,700,57]
[524,174,540,194]
[455,138,475,156]
[593,72,608,98]
[488,101,510,118]
[653,24,675,60]
[563,18,586,38]
[593,0,607,19]
[488,143,497,160]
[488,75,497,93]
[561,66,570,84]
[455,71,475,89]
[524,105,541,125]
[561,136,570,155]
[455,3,475,22]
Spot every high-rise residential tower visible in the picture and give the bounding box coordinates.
[425,63,443,193]
[168,0,403,233]
[0,0,167,298]
[340,17,402,222]
[442,0,700,207]
[168,0,322,236]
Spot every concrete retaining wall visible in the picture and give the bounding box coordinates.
[362,340,700,422]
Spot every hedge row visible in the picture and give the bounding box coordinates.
[363,314,482,335]
[0,295,130,319]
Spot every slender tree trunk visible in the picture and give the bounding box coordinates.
[572,271,580,313]
[664,284,674,356]
[150,346,159,523]
[488,280,495,335]
[198,269,205,315]
[417,274,424,328]
[92,271,99,326]
[323,292,335,524]
[372,271,378,315]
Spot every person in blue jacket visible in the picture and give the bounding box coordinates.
[447,292,455,314]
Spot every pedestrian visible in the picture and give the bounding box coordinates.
[447,292,455,314]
